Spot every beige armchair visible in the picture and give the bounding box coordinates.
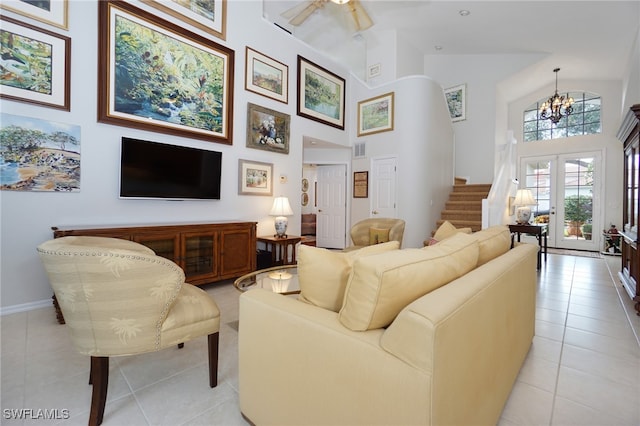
[37,236,220,426]
[345,218,406,251]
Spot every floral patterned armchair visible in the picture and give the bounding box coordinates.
[37,236,220,426]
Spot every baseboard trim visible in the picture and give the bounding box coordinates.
[1,299,52,316]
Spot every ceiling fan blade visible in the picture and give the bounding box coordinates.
[349,0,373,31]
[281,1,313,19]
[286,0,326,26]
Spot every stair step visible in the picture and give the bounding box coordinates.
[441,210,482,221]
[449,192,489,201]
[454,177,468,185]
[445,201,483,210]
[452,184,492,193]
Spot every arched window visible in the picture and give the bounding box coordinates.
[523,92,601,142]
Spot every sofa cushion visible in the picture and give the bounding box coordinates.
[338,233,479,331]
[297,241,400,312]
[473,225,512,266]
[369,227,390,245]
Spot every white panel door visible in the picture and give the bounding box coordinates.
[371,157,397,218]
[316,164,346,249]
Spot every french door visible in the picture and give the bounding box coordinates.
[520,151,601,251]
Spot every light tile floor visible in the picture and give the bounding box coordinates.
[1,253,639,425]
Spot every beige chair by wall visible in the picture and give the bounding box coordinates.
[37,236,220,426]
[346,218,406,251]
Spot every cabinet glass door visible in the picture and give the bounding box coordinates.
[182,232,218,279]
[133,234,179,262]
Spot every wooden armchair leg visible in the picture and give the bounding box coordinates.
[208,332,219,388]
[89,356,109,426]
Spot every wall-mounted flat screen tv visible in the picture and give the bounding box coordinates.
[120,137,222,200]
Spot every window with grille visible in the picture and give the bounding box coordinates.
[523,92,601,142]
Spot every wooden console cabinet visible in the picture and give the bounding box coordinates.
[52,221,257,285]
[618,104,640,315]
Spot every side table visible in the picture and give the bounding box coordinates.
[508,223,547,270]
[257,235,301,266]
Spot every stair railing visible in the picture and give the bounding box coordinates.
[482,131,517,228]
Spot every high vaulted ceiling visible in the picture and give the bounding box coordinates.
[263,0,639,98]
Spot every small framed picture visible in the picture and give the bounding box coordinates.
[245,46,288,104]
[367,63,381,79]
[1,0,68,30]
[246,103,290,154]
[353,171,368,198]
[238,159,273,196]
[444,83,466,122]
[140,0,226,40]
[357,92,394,136]
[0,16,71,110]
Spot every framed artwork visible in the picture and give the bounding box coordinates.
[353,171,368,198]
[301,178,309,192]
[246,103,290,154]
[0,0,68,30]
[97,1,234,144]
[367,63,381,79]
[444,83,466,122]
[140,0,227,40]
[238,159,273,196]
[301,192,309,206]
[245,46,288,104]
[357,92,394,136]
[297,55,345,130]
[0,15,70,110]
[1,112,80,192]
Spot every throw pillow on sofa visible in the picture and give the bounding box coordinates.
[426,221,473,246]
[338,233,479,331]
[473,225,512,266]
[297,241,400,312]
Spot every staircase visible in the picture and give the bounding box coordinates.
[436,179,491,232]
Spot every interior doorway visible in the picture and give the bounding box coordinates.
[520,151,602,251]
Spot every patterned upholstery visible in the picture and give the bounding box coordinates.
[37,236,220,425]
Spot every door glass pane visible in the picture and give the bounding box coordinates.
[184,235,215,276]
[562,157,594,241]
[524,160,551,233]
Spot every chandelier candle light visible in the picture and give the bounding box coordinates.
[513,189,537,224]
[539,68,574,124]
[270,196,293,238]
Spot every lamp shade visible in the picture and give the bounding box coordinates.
[513,189,536,206]
[270,196,293,216]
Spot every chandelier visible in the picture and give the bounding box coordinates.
[539,68,574,124]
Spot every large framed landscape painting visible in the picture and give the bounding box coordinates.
[0,113,80,192]
[357,92,394,136]
[98,1,234,144]
[0,15,71,111]
[297,55,345,130]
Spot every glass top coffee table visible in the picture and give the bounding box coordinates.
[233,264,299,295]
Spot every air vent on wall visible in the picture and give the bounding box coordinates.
[354,142,366,158]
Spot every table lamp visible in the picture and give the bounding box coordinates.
[513,189,537,224]
[270,196,293,238]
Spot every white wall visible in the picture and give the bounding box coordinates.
[0,1,352,310]
[350,76,454,248]
[424,53,547,183]
[621,26,640,115]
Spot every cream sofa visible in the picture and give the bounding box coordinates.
[238,226,538,425]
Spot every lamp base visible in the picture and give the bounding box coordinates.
[274,216,288,238]
[516,206,532,224]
